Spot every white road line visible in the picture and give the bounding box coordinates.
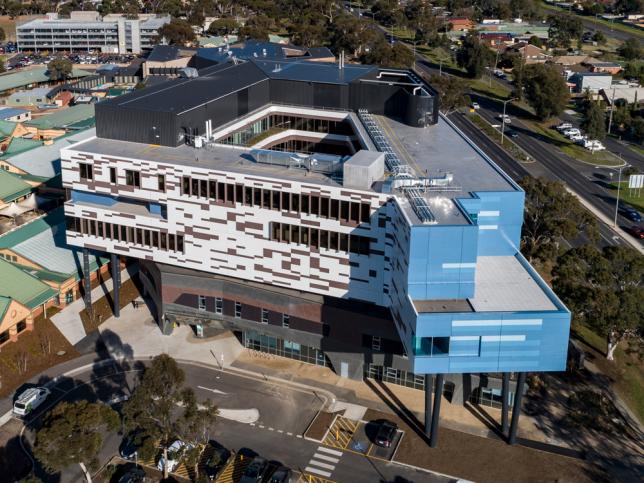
[317,446,343,456]
[304,467,332,478]
[296,435,302,438]
[307,460,336,470]
[197,385,227,395]
[312,453,340,463]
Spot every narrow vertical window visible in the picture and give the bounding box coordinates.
[110,167,117,184]
[198,295,206,311]
[282,314,290,328]
[158,174,165,192]
[261,309,268,324]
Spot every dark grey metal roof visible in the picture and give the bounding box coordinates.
[107,61,269,114]
[255,59,375,85]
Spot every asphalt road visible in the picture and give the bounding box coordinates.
[10,361,448,483]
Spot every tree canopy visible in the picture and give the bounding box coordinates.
[553,245,643,360]
[157,18,196,45]
[427,73,469,113]
[617,38,643,61]
[47,57,73,81]
[33,400,119,475]
[581,100,606,141]
[547,14,583,48]
[207,17,239,36]
[362,38,414,68]
[523,63,570,120]
[456,34,494,79]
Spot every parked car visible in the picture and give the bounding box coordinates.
[13,387,50,417]
[374,420,398,448]
[621,206,642,223]
[556,122,573,131]
[471,102,480,110]
[563,128,581,138]
[157,440,192,473]
[240,456,269,483]
[625,225,644,239]
[119,432,142,460]
[118,468,147,483]
[267,466,292,483]
[203,442,231,481]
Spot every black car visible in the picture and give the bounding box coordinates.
[267,466,292,483]
[118,467,146,483]
[621,206,642,223]
[240,456,269,482]
[203,443,231,481]
[374,420,398,448]
[119,432,141,460]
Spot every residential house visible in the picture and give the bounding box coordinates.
[570,72,613,93]
[505,43,552,64]
[584,59,622,75]
[448,17,475,31]
[6,87,54,107]
[0,107,31,123]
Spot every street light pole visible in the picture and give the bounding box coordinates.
[613,160,628,228]
[500,97,517,145]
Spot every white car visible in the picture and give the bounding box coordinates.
[588,140,605,151]
[471,102,480,110]
[498,114,511,124]
[563,128,581,138]
[570,134,586,142]
[157,440,193,473]
[13,387,50,417]
[556,122,573,131]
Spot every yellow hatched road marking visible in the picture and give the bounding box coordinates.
[322,415,359,449]
[215,454,250,483]
[297,473,337,483]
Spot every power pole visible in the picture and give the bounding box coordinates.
[607,87,616,135]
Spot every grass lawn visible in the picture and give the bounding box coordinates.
[609,180,644,212]
[627,144,644,158]
[392,27,415,42]
[467,112,532,162]
[529,121,626,167]
[470,78,512,101]
[572,323,644,424]
[539,3,644,40]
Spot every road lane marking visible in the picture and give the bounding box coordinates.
[305,467,332,477]
[317,447,343,456]
[197,385,227,395]
[313,453,340,463]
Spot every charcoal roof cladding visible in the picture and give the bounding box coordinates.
[95,59,438,147]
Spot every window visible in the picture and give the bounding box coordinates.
[261,308,268,324]
[182,176,190,195]
[158,174,165,192]
[372,336,381,351]
[235,301,242,318]
[198,295,206,311]
[282,314,290,328]
[16,320,27,333]
[125,170,140,188]
[109,167,117,183]
[79,163,93,180]
[215,297,223,314]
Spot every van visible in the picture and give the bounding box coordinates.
[13,387,50,417]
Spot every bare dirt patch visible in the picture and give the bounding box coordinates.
[304,410,338,441]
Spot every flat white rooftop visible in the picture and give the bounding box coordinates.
[468,255,557,312]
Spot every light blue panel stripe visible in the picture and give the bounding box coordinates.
[498,351,541,357]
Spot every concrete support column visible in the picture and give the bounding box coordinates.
[83,248,92,311]
[424,374,433,437]
[111,253,120,318]
[501,372,510,435]
[429,373,444,448]
[508,372,526,445]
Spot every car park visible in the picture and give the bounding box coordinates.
[267,466,292,483]
[13,387,50,417]
[240,456,269,482]
[374,420,398,448]
[203,442,231,481]
[157,440,192,473]
[625,225,644,239]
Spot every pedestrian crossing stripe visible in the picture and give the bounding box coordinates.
[322,415,358,449]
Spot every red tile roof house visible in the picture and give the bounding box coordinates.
[448,17,475,31]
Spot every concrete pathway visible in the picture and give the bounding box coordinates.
[51,267,135,345]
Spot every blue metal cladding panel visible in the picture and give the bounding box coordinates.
[71,189,117,206]
[407,224,478,300]
[411,310,571,375]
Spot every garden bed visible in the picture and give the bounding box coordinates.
[80,276,142,335]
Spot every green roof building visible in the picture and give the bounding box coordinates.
[25,104,95,130]
[0,169,33,205]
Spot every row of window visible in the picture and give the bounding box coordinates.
[197,295,292,328]
[66,216,184,253]
[0,321,27,345]
[79,163,165,191]
[269,222,372,255]
[181,175,371,224]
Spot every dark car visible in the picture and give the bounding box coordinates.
[240,456,269,482]
[267,466,292,483]
[118,467,146,483]
[625,225,644,239]
[374,420,398,448]
[203,443,231,481]
[621,206,642,222]
[119,432,141,460]
[509,131,519,139]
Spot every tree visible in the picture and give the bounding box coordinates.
[123,354,212,480]
[157,18,196,45]
[329,14,378,58]
[614,0,644,14]
[523,63,569,120]
[33,401,119,481]
[456,34,494,78]
[427,74,468,113]
[362,38,414,68]
[553,245,643,360]
[547,14,583,48]
[592,31,606,45]
[519,177,597,264]
[179,393,217,479]
[239,15,272,41]
[207,17,239,36]
[617,38,642,61]
[47,57,73,81]
[581,100,606,140]
[528,35,543,47]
